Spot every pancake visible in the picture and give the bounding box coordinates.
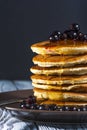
[40,100,87,106]
[30,65,87,76]
[34,88,87,101]
[32,82,87,92]
[31,74,87,85]
[31,40,87,55]
[33,54,87,67]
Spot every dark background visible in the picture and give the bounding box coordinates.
[0,0,87,80]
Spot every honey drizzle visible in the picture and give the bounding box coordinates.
[59,40,73,104]
[71,40,76,85]
[59,40,66,103]
[59,53,65,104]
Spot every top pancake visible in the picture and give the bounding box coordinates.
[31,40,87,55]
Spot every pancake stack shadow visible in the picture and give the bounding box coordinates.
[30,39,87,106]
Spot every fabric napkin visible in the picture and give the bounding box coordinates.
[0,108,37,130]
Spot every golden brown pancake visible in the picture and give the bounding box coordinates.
[31,74,87,85]
[31,40,87,55]
[40,100,87,106]
[30,65,87,76]
[32,82,87,92]
[33,54,87,67]
[34,88,87,101]
[31,38,87,106]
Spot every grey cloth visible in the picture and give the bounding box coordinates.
[0,108,87,130]
[0,80,37,130]
[0,108,59,130]
[0,108,37,130]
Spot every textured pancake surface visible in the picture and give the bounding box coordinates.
[30,65,87,75]
[32,82,87,92]
[40,100,87,106]
[31,74,87,85]
[31,38,87,106]
[33,54,87,67]
[31,40,87,55]
[34,88,87,101]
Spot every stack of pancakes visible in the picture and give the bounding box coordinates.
[30,40,87,106]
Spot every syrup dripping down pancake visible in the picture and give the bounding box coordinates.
[34,88,87,101]
[32,82,87,92]
[33,54,87,67]
[31,74,87,85]
[31,40,87,55]
[30,65,87,76]
[40,100,87,106]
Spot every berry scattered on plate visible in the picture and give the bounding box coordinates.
[20,95,87,111]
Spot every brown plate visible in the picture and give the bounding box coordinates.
[1,89,87,123]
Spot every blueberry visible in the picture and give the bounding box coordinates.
[83,106,87,111]
[64,30,78,40]
[47,104,57,111]
[20,100,26,109]
[30,103,38,110]
[26,98,33,104]
[52,30,61,36]
[73,106,77,111]
[49,34,59,42]
[78,106,87,111]
[78,106,83,111]
[59,33,66,40]
[27,96,36,104]
[32,96,36,103]
[59,107,63,111]
[65,106,69,111]
[62,32,68,39]
[20,104,26,109]
[53,31,65,40]
[78,108,80,111]
[61,106,66,111]
[78,32,84,41]
[25,103,31,109]
[54,105,58,110]
[38,104,46,110]
[53,34,59,40]
[67,106,77,111]
[71,31,78,39]
[49,31,61,42]
[83,34,87,41]
[70,23,80,31]
[56,106,65,111]
[78,33,87,41]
